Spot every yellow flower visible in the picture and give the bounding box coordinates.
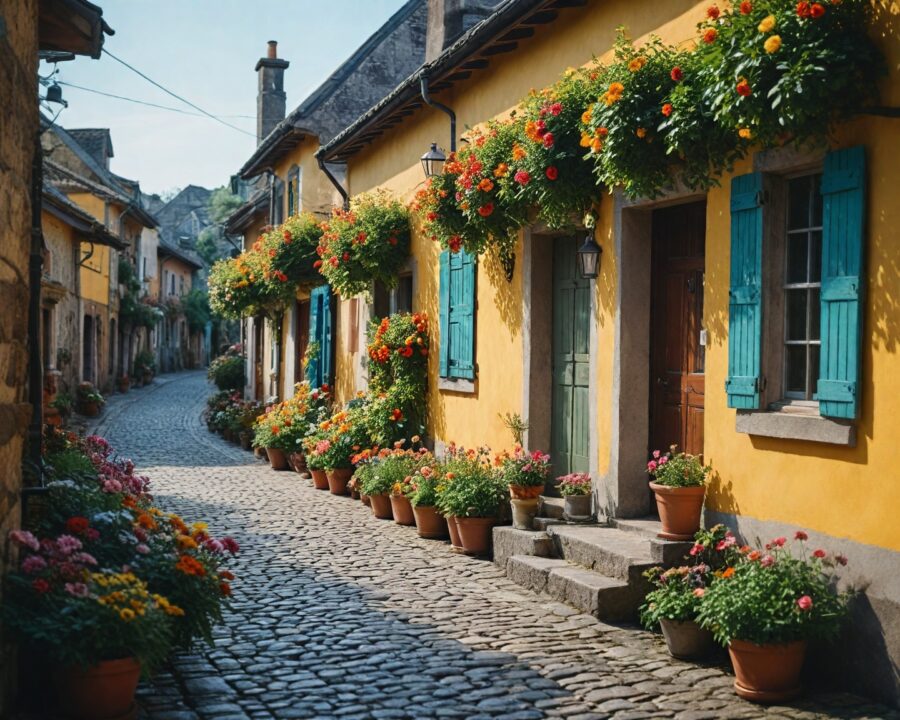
[636,127,648,139]
[564,66,577,77]
[581,109,592,124]
[738,127,752,139]
[763,35,782,53]
[758,14,775,32]
[579,132,592,148]
[119,608,136,622]
[192,522,208,533]
[627,57,646,72]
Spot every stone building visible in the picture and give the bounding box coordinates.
[0,0,110,710]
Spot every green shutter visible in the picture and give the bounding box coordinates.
[726,172,764,409]
[439,251,450,377]
[818,146,866,419]
[306,287,322,387]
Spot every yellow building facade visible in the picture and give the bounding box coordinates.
[315,0,899,703]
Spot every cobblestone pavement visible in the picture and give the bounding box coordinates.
[90,372,896,720]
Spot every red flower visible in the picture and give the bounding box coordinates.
[797,595,813,611]
[313,260,323,269]
[795,530,808,541]
[329,256,338,267]
[702,27,717,43]
[477,203,494,217]
[514,170,531,186]
[391,408,403,421]
[773,536,787,547]
[66,517,90,535]
[545,166,558,181]
[542,132,555,149]
[342,252,350,262]
[549,102,563,116]
[740,1,752,13]
[796,1,811,17]
[219,582,232,597]
[32,579,50,594]
[707,5,720,19]
[810,2,825,17]
[283,229,292,243]
[813,548,827,558]
[670,66,683,82]
[736,79,752,96]
[661,103,673,117]
[388,236,398,246]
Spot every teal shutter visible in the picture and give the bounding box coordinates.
[818,146,866,419]
[306,287,323,387]
[320,285,333,385]
[725,172,764,409]
[450,251,475,379]
[439,252,450,377]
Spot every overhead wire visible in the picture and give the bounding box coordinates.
[101,48,256,137]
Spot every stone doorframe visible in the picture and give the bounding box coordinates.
[601,188,707,519]
[520,227,599,484]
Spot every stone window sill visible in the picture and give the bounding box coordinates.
[438,377,476,394]
[736,408,855,446]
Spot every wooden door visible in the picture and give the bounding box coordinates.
[649,202,706,458]
[551,239,591,476]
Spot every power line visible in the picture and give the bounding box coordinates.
[57,81,255,121]
[101,48,256,138]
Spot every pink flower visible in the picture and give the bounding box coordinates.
[549,102,562,116]
[102,478,123,493]
[647,460,658,472]
[658,456,668,465]
[542,132,555,149]
[760,554,775,567]
[652,450,661,459]
[70,552,97,566]
[222,537,240,554]
[9,530,40,552]
[514,170,531,186]
[797,595,813,611]
[813,549,826,559]
[85,528,100,541]
[692,588,705,598]
[56,535,83,556]
[135,544,150,555]
[204,538,224,553]
[795,531,808,541]
[65,582,88,598]
[689,543,703,557]
[773,536,787,547]
[21,555,47,574]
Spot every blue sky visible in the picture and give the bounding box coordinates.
[40,0,409,195]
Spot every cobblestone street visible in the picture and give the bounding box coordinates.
[89,372,896,720]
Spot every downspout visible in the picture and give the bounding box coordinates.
[420,75,456,153]
[26,129,44,479]
[317,155,349,211]
[264,168,282,399]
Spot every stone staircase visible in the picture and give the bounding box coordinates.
[492,498,692,623]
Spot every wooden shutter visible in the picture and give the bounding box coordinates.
[439,252,450,377]
[818,146,866,419]
[725,172,764,409]
[320,285,333,385]
[448,251,475,379]
[306,287,323,387]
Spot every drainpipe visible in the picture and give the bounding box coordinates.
[420,75,456,153]
[317,155,349,211]
[26,130,44,479]
[263,169,283,399]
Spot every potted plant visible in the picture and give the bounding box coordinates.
[358,448,424,520]
[76,382,105,417]
[303,436,331,490]
[252,405,290,471]
[696,532,851,703]
[2,537,175,720]
[49,391,74,425]
[647,446,709,540]
[117,375,130,393]
[435,445,507,556]
[555,472,593,521]
[408,463,448,539]
[496,446,551,530]
[314,409,368,495]
[134,349,156,386]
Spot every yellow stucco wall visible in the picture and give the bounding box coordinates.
[160,256,193,298]
[70,192,112,307]
[336,0,899,551]
[273,136,343,220]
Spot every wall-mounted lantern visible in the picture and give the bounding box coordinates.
[578,230,602,279]
[420,143,446,179]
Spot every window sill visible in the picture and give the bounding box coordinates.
[438,377,476,394]
[736,408,855,446]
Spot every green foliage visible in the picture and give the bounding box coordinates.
[640,565,710,629]
[183,290,211,333]
[357,448,429,497]
[76,382,105,407]
[697,535,851,646]
[647,446,709,488]
[495,446,551,488]
[499,412,529,446]
[435,446,508,518]
[317,191,411,298]
[555,472,592,497]
[207,345,244,391]
[133,349,156,376]
[408,464,441,507]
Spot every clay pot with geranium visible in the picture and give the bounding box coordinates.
[407,463,448,539]
[358,445,429,520]
[647,446,710,540]
[435,445,508,557]
[556,472,593,521]
[496,446,551,530]
[304,438,330,490]
[76,382,105,417]
[640,525,741,660]
[252,404,290,470]
[696,532,851,703]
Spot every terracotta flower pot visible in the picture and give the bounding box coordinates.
[327,468,352,495]
[290,452,309,474]
[510,497,539,530]
[80,401,100,417]
[563,494,593,522]
[728,639,807,703]
[369,493,393,519]
[659,619,715,660]
[361,493,371,506]
[455,517,496,556]
[412,505,448,539]
[390,494,416,526]
[446,515,463,549]
[54,656,140,719]
[254,445,266,458]
[508,484,544,500]
[266,447,290,470]
[311,469,330,490]
[649,482,705,540]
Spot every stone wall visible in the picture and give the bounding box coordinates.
[0,0,38,712]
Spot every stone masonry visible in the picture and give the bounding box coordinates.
[82,371,899,720]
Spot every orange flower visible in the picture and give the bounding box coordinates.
[512,144,526,161]
[175,555,206,577]
[702,27,717,43]
[722,566,736,578]
[477,178,494,193]
[137,513,158,531]
[177,534,198,550]
[661,103,673,117]
[627,56,646,72]
[493,163,509,178]
[635,127,648,139]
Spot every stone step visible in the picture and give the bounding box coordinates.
[538,495,565,520]
[612,516,694,565]
[547,525,656,583]
[506,555,636,622]
[492,527,553,568]
[533,516,567,531]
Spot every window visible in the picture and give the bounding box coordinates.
[287,166,301,216]
[783,174,822,401]
[273,180,285,225]
[395,274,413,314]
[179,275,185,296]
[439,250,476,380]
[169,272,175,296]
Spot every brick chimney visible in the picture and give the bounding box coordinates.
[426,0,498,62]
[255,40,289,145]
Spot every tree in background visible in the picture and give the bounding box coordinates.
[196,187,244,265]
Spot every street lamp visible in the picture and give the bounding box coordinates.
[577,230,602,279]
[421,143,446,179]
